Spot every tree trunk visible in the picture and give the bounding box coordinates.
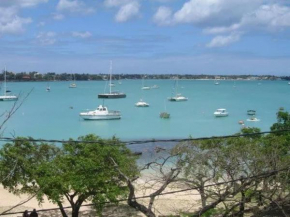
[71,204,81,217]
[199,186,206,208]
[238,190,245,217]
[57,202,68,217]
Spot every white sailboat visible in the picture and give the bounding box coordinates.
[98,61,126,99]
[168,78,188,102]
[0,67,18,101]
[141,77,150,90]
[46,83,51,92]
[69,74,77,88]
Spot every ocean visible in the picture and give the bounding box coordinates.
[1,79,289,142]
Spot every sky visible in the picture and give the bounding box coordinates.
[1,0,290,75]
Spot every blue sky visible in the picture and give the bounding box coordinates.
[1,0,290,75]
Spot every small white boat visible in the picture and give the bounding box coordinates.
[79,105,121,120]
[69,83,77,88]
[288,82,290,85]
[141,86,151,90]
[151,85,159,89]
[247,117,260,122]
[109,83,115,87]
[0,67,18,101]
[168,94,188,102]
[135,99,149,107]
[214,108,228,117]
[168,78,188,102]
[46,86,51,92]
[69,74,77,88]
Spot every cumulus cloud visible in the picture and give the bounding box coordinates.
[153,0,290,47]
[72,31,92,38]
[56,0,95,14]
[153,6,172,26]
[104,0,140,22]
[207,32,241,48]
[0,7,32,36]
[37,31,57,45]
[115,1,140,22]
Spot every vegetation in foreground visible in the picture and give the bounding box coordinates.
[0,110,290,217]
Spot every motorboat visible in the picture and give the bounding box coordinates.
[247,110,256,115]
[135,99,149,107]
[247,117,260,122]
[0,67,18,101]
[79,105,121,120]
[141,86,151,90]
[214,109,228,117]
[168,94,188,102]
[98,61,126,99]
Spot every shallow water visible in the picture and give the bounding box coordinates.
[0,79,289,141]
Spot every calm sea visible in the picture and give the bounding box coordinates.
[1,79,289,142]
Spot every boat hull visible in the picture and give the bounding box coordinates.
[80,114,121,120]
[214,113,228,117]
[98,93,126,99]
[168,97,188,102]
[0,96,18,101]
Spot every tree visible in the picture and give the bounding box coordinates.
[0,134,138,217]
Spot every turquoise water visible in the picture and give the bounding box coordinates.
[1,80,290,141]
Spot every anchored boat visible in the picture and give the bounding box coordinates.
[79,105,121,120]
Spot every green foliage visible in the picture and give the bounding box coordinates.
[0,134,138,216]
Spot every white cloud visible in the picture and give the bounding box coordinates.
[0,7,32,36]
[153,6,172,26]
[173,0,262,26]
[72,31,92,38]
[56,0,95,14]
[0,0,48,8]
[153,0,290,47]
[115,1,140,22]
[37,31,57,45]
[207,32,241,48]
[242,4,290,29]
[104,0,133,7]
[53,13,65,20]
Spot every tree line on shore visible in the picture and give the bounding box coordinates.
[0,110,290,217]
[0,70,288,82]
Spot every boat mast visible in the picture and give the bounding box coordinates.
[109,60,112,94]
[4,66,6,96]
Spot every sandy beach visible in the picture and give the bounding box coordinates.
[0,182,201,217]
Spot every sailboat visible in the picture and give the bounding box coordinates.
[141,77,150,90]
[0,67,18,101]
[118,75,122,85]
[168,78,188,102]
[69,74,77,88]
[160,100,170,118]
[98,61,126,99]
[46,83,51,92]
[136,78,149,107]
